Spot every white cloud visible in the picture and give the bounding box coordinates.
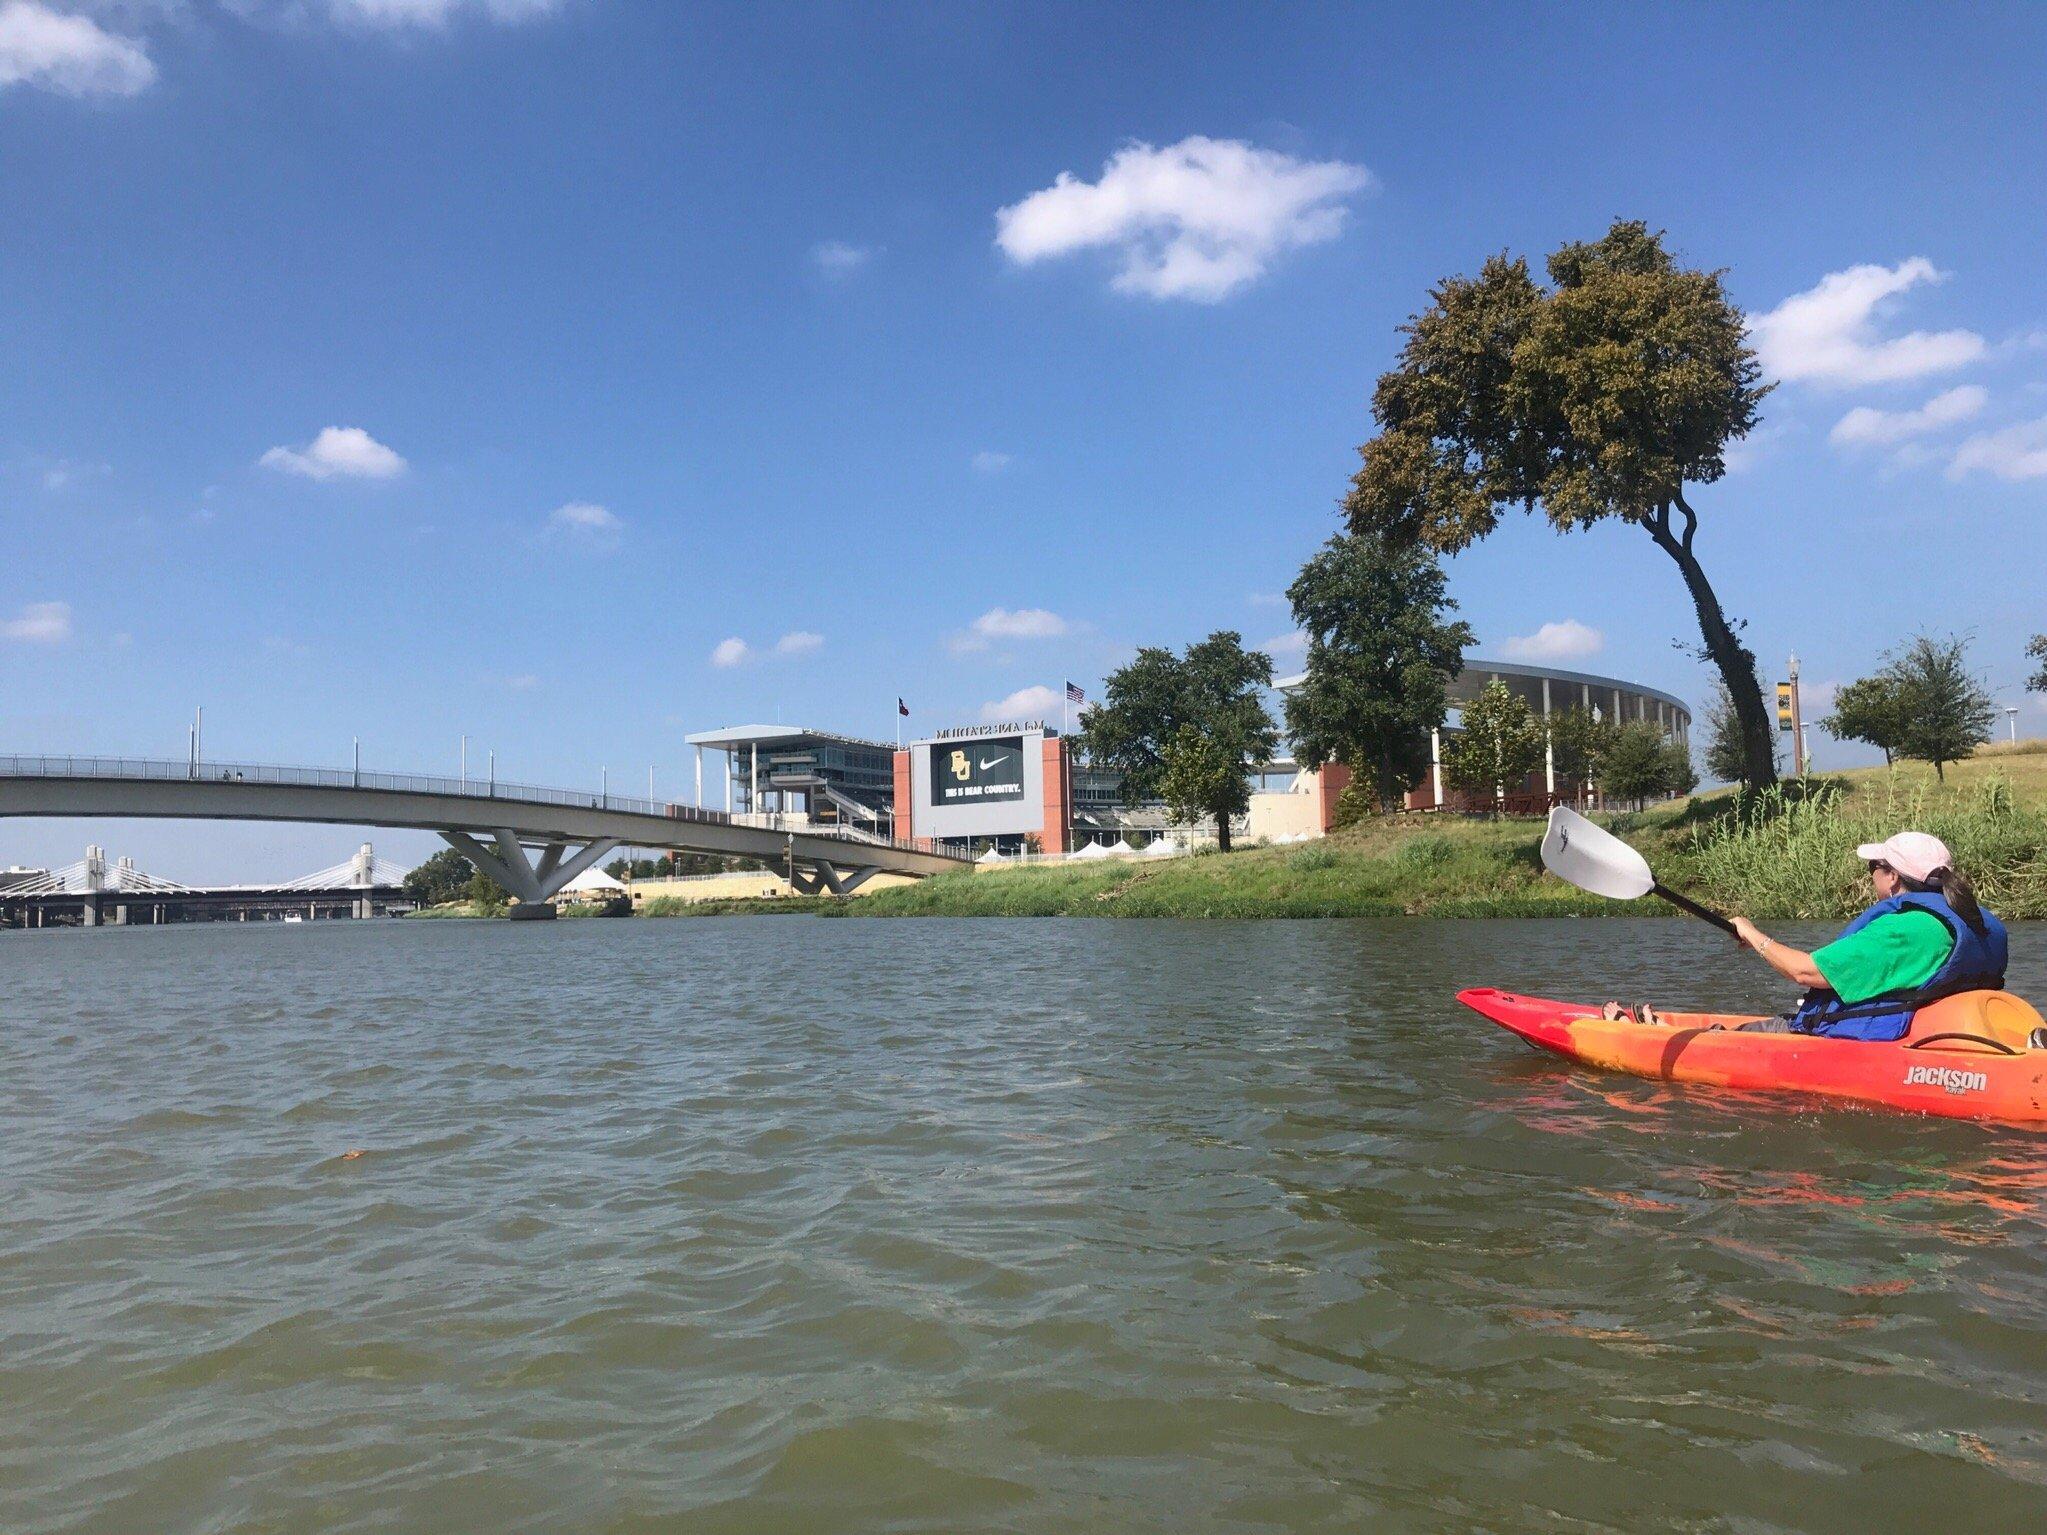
[260,426,407,480]
[1247,590,1288,608]
[1722,419,1793,475]
[995,135,1373,302]
[2,599,72,643]
[325,0,565,27]
[1497,619,1603,662]
[976,606,1068,639]
[546,501,620,546]
[1749,258,1984,387]
[950,605,1071,654]
[1830,385,1987,448]
[0,2,154,97]
[710,631,821,667]
[40,457,110,491]
[981,683,1061,722]
[971,450,1012,474]
[1259,629,1307,658]
[1948,415,2047,482]
[811,240,874,277]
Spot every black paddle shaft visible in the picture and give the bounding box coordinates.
[1651,882,1739,938]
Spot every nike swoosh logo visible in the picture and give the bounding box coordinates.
[979,756,1007,770]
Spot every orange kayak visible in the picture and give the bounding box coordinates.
[1459,987,2047,1125]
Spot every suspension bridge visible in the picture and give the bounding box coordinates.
[1,843,416,928]
[0,753,967,922]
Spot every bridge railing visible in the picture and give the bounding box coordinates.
[0,755,964,861]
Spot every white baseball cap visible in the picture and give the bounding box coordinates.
[1855,831,1952,883]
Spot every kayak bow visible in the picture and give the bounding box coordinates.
[1459,987,2047,1125]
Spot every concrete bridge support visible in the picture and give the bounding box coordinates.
[441,829,622,922]
[786,863,880,896]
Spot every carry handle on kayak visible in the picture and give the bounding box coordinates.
[1904,1032,2023,1057]
[1542,806,1738,939]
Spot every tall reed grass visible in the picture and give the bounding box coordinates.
[1678,776,2047,919]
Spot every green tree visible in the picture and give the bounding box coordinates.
[464,868,509,914]
[1345,220,1775,786]
[1598,719,1694,808]
[1156,726,1247,845]
[2026,634,2047,695]
[1890,633,1995,781]
[1077,631,1277,852]
[1441,680,1544,808]
[1823,672,1912,767]
[1283,532,1473,811]
[1543,706,1611,788]
[1702,681,1750,785]
[403,847,475,906]
[1662,737,1700,798]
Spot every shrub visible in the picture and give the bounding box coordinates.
[1397,834,1454,870]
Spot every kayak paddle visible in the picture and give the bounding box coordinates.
[1539,805,1737,937]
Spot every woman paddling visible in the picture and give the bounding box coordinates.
[1606,832,2008,1035]
[1724,832,2006,1037]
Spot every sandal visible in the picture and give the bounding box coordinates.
[1602,1001,1666,1027]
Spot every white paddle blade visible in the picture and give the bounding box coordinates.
[1540,805,1654,901]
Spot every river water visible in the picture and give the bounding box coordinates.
[3,917,2043,1532]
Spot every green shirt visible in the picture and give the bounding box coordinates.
[1811,910,1955,1003]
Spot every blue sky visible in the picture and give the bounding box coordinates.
[4,1,2045,878]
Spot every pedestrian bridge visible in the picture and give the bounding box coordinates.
[0,755,967,919]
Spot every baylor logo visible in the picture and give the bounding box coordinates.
[949,750,971,782]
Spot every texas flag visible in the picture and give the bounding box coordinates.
[898,698,910,716]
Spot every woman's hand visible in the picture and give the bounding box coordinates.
[1731,918,1827,987]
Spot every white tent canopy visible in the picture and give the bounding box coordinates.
[1070,841,1115,859]
[976,846,1008,864]
[561,866,627,893]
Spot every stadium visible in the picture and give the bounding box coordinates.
[684,658,1692,856]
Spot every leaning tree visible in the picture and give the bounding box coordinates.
[1345,220,1776,785]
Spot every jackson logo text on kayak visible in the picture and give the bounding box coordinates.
[1903,1064,1989,1095]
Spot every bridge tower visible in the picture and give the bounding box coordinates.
[81,844,107,926]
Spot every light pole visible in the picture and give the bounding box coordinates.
[1787,654,1806,778]
[2007,706,2020,745]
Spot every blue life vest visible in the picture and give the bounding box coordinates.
[1786,891,2009,1041]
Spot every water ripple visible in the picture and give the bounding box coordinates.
[1,916,2042,1531]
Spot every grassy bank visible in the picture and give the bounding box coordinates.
[641,745,2047,922]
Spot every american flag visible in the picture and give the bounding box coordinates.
[1064,681,1085,705]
